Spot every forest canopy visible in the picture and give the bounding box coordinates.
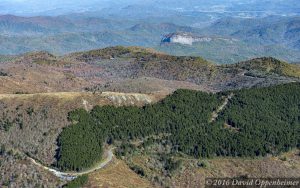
[56,83,300,171]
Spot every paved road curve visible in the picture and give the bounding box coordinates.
[28,148,114,181]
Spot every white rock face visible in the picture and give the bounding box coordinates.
[161,32,236,45]
[170,33,212,45]
[171,35,196,45]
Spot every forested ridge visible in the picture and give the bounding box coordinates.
[56,83,300,171]
[218,83,300,156]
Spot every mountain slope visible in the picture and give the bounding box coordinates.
[1,14,300,64]
[203,16,300,50]
[236,57,300,78]
[0,46,300,187]
[1,46,299,95]
[159,33,300,64]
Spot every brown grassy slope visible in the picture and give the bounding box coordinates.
[62,47,300,92]
[70,46,215,78]
[85,159,156,188]
[66,46,215,85]
[1,47,300,94]
[0,47,215,94]
[69,47,300,79]
[0,53,89,94]
[86,77,206,94]
[131,150,300,188]
[173,150,300,188]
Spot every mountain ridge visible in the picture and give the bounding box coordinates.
[1,14,300,64]
[1,46,299,96]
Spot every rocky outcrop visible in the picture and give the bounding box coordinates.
[161,32,235,45]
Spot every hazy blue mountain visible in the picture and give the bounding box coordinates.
[1,13,300,64]
[201,16,300,50]
[1,0,300,17]
[1,1,300,64]
[0,14,139,36]
[159,32,300,64]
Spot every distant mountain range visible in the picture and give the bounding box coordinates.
[158,15,300,63]
[0,14,300,64]
[2,0,300,16]
[201,16,300,49]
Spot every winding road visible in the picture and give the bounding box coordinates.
[27,148,114,181]
[24,93,232,181]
